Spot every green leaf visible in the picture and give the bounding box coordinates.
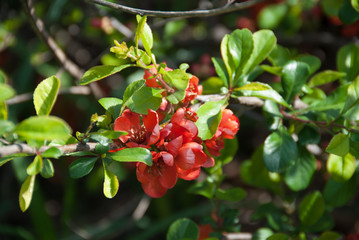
[0,153,30,167]
[0,102,7,120]
[298,191,325,227]
[221,34,234,83]
[233,82,289,108]
[263,128,298,172]
[0,83,15,102]
[261,65,283,76]
[98,97,123,118]
[324,174,358,207]
[166,218,199,240]
[92,130,127,140]
[339,0,359,23]
[33,76,60,116]
[162,69,190,104]
[252,228,274,240]
[281,60,310,103]
[297,54,321,75]
[109,147,152,166]
[337,43,359,82]
[0,120,15,135]
[215,187,246,201]
[136,15,153,56]
[242,30,276,75]
[69,157,97,179]
[19,175,36,212]
[15,116,72,142]
[126,85,163,114]
[215,137,238,165]
[27,155,43,175]
[0,69,7,84]
[211,57,229,87]
[267,233,291,240]
[80,64,134,85]
[342,76,359,114]
[308,70,346,87]
[321,0,345,16]
[123,80,145,104]
[195,99,226,140]
[41,147,62,159]
[40,158,54,178]
[326,133,350,156]
[258,3,288,29]
[201,77,225,94]
[135,15,147,49]
[319,231,342,240]
[327,153,356,182]
[352,0,359,11]
[268,45,291,67]
[188,180,215,199]
[231,29,254,76]
[228,35,242,70]
[284,147,316,191]
[298,125,321,145]
[103,162,119,198]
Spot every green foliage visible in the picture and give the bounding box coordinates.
[166,218,199,240]
[0,83,15,102]
[108,148,152,166]
[80,64,135,85]
[69,157,97,179]
[33,75,60,116]
[298,191,325,227]
[19,175,36,212]
[103,160,119,198]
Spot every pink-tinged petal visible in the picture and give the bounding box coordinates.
[175,142,206,170]
[171,107,185,125]
[143,109,160,145]
[136,162,152,183]
[141,180,168,198]
[166,136,183,157]
[203,155,215,168]
[159,164,177,189]
[205,137,224,157]
[218,109,239,139]
[158,151,174,166]
[177,167,201,180]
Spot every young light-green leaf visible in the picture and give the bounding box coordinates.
[109,147,152,166]
[40,158,54,178]
[27,155,43,175]
[15,116,72,142]
[195,99,226,140]
[103,163,119,199]
[98,97,123,118]
[163,69,189,104]
[342,76,359,114]
[69,157,97,179]
[0,84,15,102]
[337,43,359,82]
[166,218,199,240]
[352,0,359,11]
[211,57,228,87]
[327,153,356,182]
[0,120,15,135]
[80,64,135,85]
[41,147,63,159]
[326,133,350,156]
[19,174,36,212]
[298,191,325,227]
[221,34,233,83]
[308,70,346,87]
[33,76,60,116]
[136,15,153,55]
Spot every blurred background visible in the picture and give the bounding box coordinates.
[1,0,359,239]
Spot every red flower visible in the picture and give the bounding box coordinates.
[170,108,198,143]
[205,109,239,156]
[144,64,172,88]
[182,75,202,103]
[136,151,177,198]
[198,224,214,240]
[113,109,160,148]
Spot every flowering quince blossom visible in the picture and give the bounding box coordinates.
[143,64,172,88]
[205,109,240,157]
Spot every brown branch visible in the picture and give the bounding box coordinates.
[88,0,263,18]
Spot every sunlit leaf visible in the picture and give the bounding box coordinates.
[103,162,119,198]
[109,147,152,166]
[27,155,43,175]
[19,175,36,212]
[298,191,325,227]
[33,76,60,116]
[41,147,62,159]
[342,76,359,114]
[40,158,54,178]
[308,70,346,87]
[126,85,163,114]
[337,43,359,82]
[258,3,288,29]
[80,64,134,85]
[327,153,356,182]
[0,84,15,102]
[69,157,97,179]
[98,97,123,118]
[326,133,350,156]
[166,218,199,240]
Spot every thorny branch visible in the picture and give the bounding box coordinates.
[88,0,263,18]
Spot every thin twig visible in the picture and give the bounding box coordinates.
[88,0,263,18]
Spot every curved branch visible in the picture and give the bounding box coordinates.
[88,0,263,18]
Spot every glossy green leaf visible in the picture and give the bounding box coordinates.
[166,218,199,240]
[33,76,60,116]
[337,43,359,82]
[258,3,288,29]
[228,35,242,70]
[103,163,119,199]
[215,187,246,201]
[319,231,342,240]
[233,82,289,108]
[326,133,350,156]
[19,175,36,212]
[126,85,163,114]
[40,158,54,178]
[231,29,254,76]
[342,76,359,114]
[324,174,358,207]
[267,233,290,240]
[268,45,291,67]
[252,228,274,240]
[242,30,276,75]
[0,120,15,135]
[195,99,226,140]
[298,191,325,227]
[69,157,97,179]
[297,54,321,75]
[27,155,43,175]
[211,58,228,87]
[136,15,153,55]
[135,15,146,49]
[109,147,152,166]
[352,0,359,11]
[0,83,15,102]
[98,97,123,118]
[327,153,356,182]
[221,34,234,82]
[339,0,359,23]
[92,130,127,140]
[284,147,316,191]
[80,64,134,85]
[0,102,7,120]
[263,128,298,172]
[261,65,282,76]
[308,70,346,87]
[281,60,310,103]
[188,180,215,199]
[15,116,72,142]
[201,77,225,94]
[123,80,145,104]
[41,147,62,159]
[162,69,189,104]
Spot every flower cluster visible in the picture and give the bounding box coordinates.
[112,65,239,198]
